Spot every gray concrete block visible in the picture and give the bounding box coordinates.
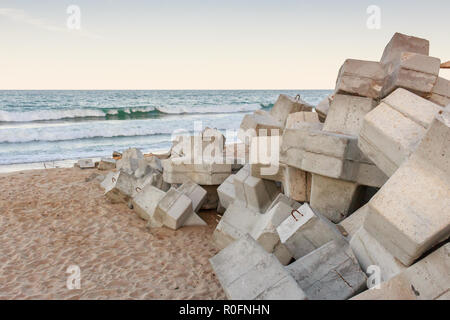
[97,158,116,170]
[177,181,207,213]
[380,32,429,67]
[77,159,95,169]
[153,188,194,230]
[217,174,235,211]
[286,240,367,300]
[132,184,166,223]
[210,234,306,300]
[104,171,136,204]
[352,243,449,300]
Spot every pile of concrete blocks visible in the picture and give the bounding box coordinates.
[210,32,449,300]
[238,94,313,144]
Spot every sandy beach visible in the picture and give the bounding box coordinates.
[0,167,226,300]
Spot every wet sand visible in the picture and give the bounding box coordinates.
[0,168,226,300]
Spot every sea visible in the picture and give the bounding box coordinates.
[0,90,331,167]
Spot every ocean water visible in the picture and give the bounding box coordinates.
[0,90,331,165]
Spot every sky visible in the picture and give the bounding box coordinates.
[0,0,449,90]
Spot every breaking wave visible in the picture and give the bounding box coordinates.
[0,103,266,123]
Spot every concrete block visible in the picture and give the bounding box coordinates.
[177,181,207,213]
[104,171,136,204]
[429,77,450,106]
[276,203,342,259]
[162,157,232,185]
[233,165,279,212]
[315,94,334,122]
[281,126,387,186]
[238,112,283,144]
[217,174,235,212]
[97,158,116,170]
[380,33,429,67]
[153,188,194,230]
[322,94,377,136]
[350,227,406,282]
[310,174,362,223]
[338,205,370,239]
[383,52,441,98]
[359,88,443,176]
[364,110,450,266]
[270,94,313,126]
[335,59,385,99]
[132,184,166,222]
[283,166,312,203]
[352,243,449,300]
[285,111,320,129]
[210,234,307,300]
[250,201,297,265]
[287,240,367,300]
[212,202,261,251]
[77,159,95,169]
[265,193,301,213]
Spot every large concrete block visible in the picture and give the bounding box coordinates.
[153,188,194,230]
[350,227,406,282]
[281,126,387,186]
[352,243,449,300]
[429,77,450,107]
[335,59,385,99]
[338,204,370,239]
[116,147,144,174]
[310,174,362,223]
[364,110,450,266]
[177,181,207,212]
[359,88,443,177]
[210,235,307,300]
[250,201,297,265]
[276,203,342,259]
[380,33,429,67]
[104,171,136,204]
[270,94,313,126]
[383,52,441,98]
[233,165,279,212]
[322,94,377,136]
[77,159,95,169]
[132,184,166,222]
[287,240,367,300]
[315,94,334,122]
[217,174,235,213]
[162,157,232,185]
[238,112,283,144]
[212,202,261,251]
[98,158,116,171]
[285,111,320,129]
[170,127,226,160]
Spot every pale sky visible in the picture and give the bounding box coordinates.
[0,0,449,89]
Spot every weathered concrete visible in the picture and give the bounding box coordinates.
[335,59,385,99]
[162,157,232,185]
[310,174,362,223]
[285,111,320,129]
[322,94,377,136]
[352,243,449,300]
[276,203,342,259]
[359,88,443,177]
[270,94,313,126]
[210,235,307,300]
[281,125,388,187]
[350,227,406,282]
[380,33,429,67]
[338,205,370,239]
[217,174,235,213]
[104,171,136,204]
[116,148,144,174]
[364,110,450,266]
[212,202,261,251]
[250,201,297,265]
[286,240,367,300]
[132,184,166,222]
[315,94,334,122]
[383,52,441,98]
[233,165,279,212]
[153,188,194,230]
[97,158,116,170]
[177,181,207,212]
[77,159,95,169]
[429,77,450,107]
